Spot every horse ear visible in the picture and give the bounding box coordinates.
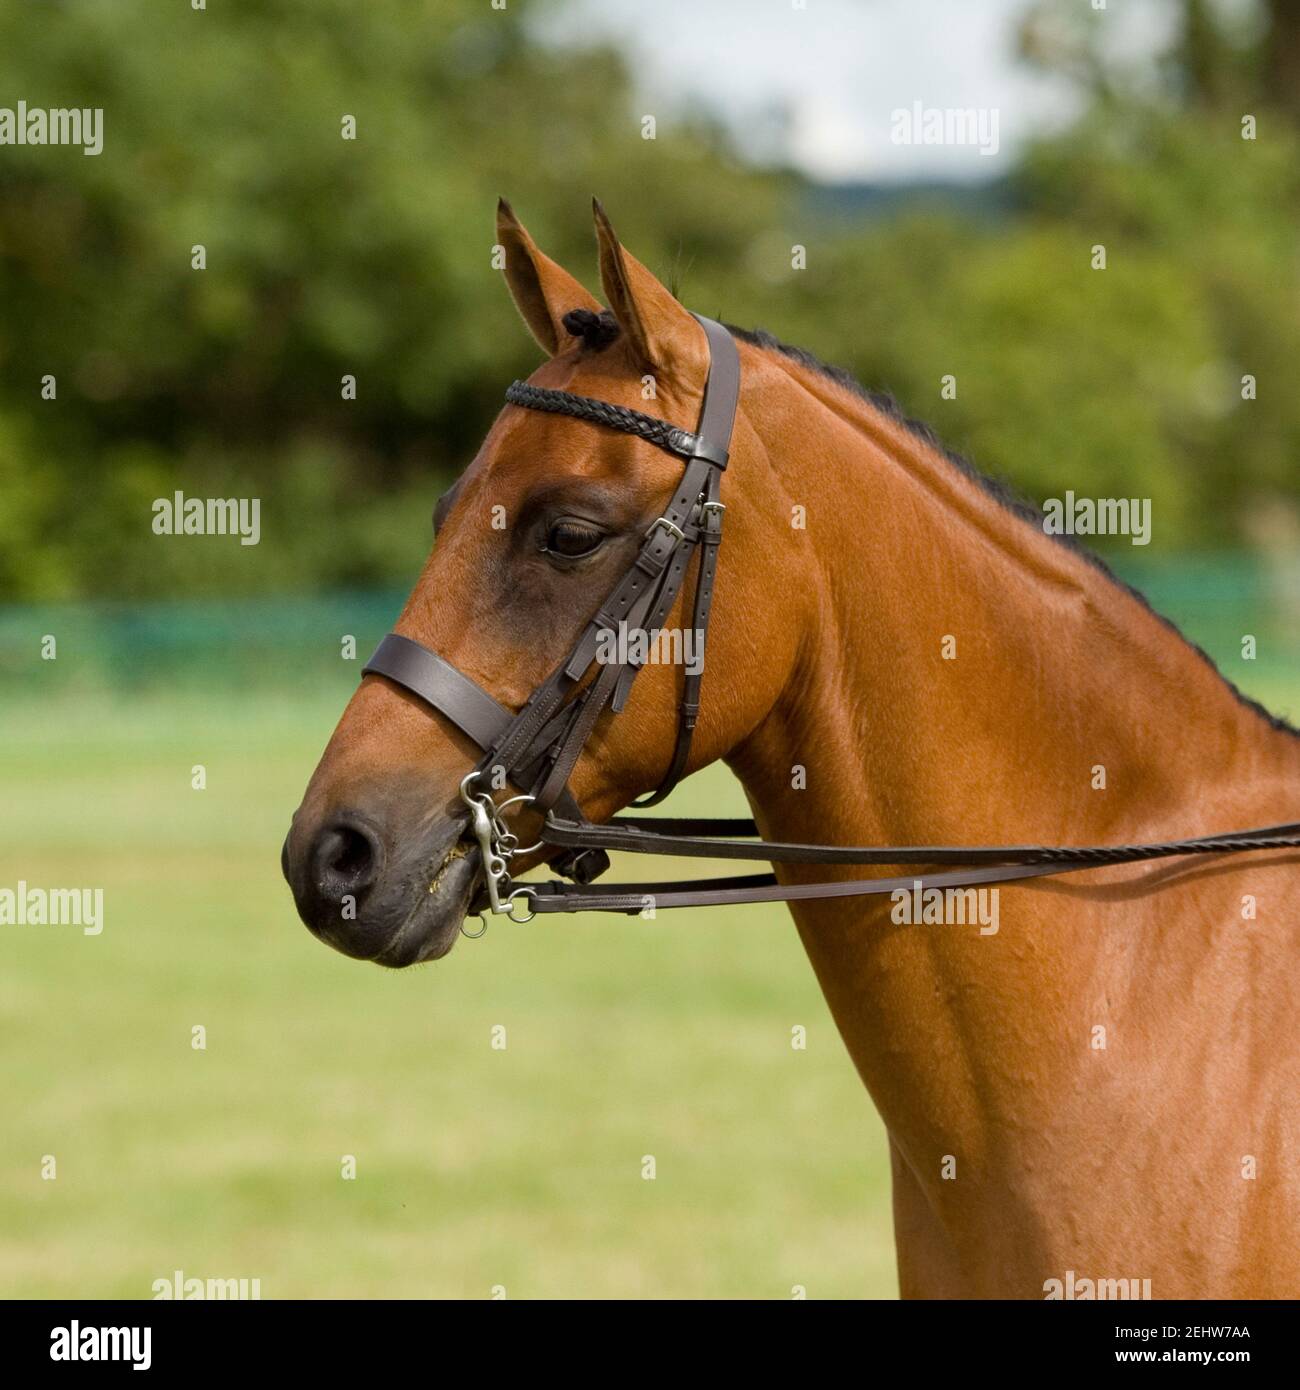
[592,198,708,382]
[497,198,603,356]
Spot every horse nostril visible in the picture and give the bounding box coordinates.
[312,818,383,901]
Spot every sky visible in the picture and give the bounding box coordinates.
[539,0,1180,184]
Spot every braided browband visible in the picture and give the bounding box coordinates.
[505,381,701,459]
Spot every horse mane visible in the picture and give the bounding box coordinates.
[555,306,1296,738]
[727,323,1299,741]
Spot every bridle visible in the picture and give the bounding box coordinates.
[362,313,1300,930]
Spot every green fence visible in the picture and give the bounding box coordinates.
[1,555,1297,714]
[1108,553,1300,715]
[0,591,402,699]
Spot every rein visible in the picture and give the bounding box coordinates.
[362,313,1300,926]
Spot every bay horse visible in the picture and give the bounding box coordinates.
[283,199,1300,1299]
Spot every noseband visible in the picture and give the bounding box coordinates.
[364,313,1300,926]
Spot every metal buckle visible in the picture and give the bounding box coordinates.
[701,501,726,519]
[645,516,685,544]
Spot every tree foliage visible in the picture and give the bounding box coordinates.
[1,0,1295,598]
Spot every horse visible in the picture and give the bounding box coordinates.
[283,199,1300,1299]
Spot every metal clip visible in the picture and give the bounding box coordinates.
[458,772,540,925]
[463,788,509,915]
[645,516,685,544]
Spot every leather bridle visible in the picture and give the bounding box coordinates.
[363,313,1300,928]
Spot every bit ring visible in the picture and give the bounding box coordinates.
[494,793,545,856]
[506,888,537,923]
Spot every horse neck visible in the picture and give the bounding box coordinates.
[722,357,1300,1251]
[728,358,1300,852]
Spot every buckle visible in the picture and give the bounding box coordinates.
[645,516,685,544]
[551,845,611,884]
[698,499,724,540]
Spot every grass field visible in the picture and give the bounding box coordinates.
[0,689,895,1300]
[4,587,1296,1302]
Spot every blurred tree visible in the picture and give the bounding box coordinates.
[0,0,784,597]
[1006,0,1300,540]
[1263,0,1300,115]
[1,0,1296,599]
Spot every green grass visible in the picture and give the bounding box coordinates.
[0,691,895,1299]
[7,612,1294,1302]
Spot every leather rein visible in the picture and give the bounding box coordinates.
[362,314,1300,925]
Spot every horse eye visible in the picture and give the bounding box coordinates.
[544,519,604,558]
